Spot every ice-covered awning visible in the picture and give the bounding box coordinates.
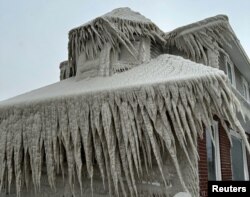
[0,55,249,197]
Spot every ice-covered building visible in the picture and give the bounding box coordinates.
[0,7,249,197]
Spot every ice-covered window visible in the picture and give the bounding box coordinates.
[241,76,249,101]
[76,50,101,79]
[231,131,249,180]
[225,57,235,87]
[227,63,232,82]
[206,121,221,181]
[118,39,140,63]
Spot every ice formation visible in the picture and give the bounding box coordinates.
[68,8,165,76]
[0,54,249,197]
[173,192,191,197]
[166,15,234,67]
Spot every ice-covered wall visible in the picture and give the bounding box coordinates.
[75,37,152,79]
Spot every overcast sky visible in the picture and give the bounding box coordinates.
[1,0,249,101]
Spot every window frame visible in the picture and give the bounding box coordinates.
[225,56,236,87]
[230,130,249,181]
[241,76,249,101]
[118,38,141,62]
[206,121,222,181]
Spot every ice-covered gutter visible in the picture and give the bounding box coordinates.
[0,55,249,197]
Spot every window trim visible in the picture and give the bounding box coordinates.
[225,56,236,87]
[230,130,249,180]
[241,76,249,101]
[206,121,222,180]
[213,121,222,180]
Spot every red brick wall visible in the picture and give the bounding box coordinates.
[198,132,208,197]
[198,121,232,197]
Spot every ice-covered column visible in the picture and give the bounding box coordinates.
[99,43,112,76]
[59,61,70,80]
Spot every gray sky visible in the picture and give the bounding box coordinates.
[1,0,250,101]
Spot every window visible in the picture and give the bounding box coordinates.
[225,57,235,87]
[241,76,249,101]
[206,121,221,180]
[227,63,233,83]
[118,39,140,62]
[231,131,249,181]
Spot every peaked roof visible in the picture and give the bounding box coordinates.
[104,7,153,23]
[68,8,165,75]
[69,7,155,33]
[70,7,153,32]
[165,15,235,66]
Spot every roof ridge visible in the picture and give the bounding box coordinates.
[166,15,228,37]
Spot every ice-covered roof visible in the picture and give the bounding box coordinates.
[0,54,224,107]
[104,7,152,23]
[70,7,154,32]
[165,15,235,66]
[166,15,229,38]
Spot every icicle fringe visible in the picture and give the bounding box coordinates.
[0,65,248,196]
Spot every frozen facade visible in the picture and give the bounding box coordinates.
[0,8,249,197]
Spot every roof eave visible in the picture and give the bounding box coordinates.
[222,23,250,82]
